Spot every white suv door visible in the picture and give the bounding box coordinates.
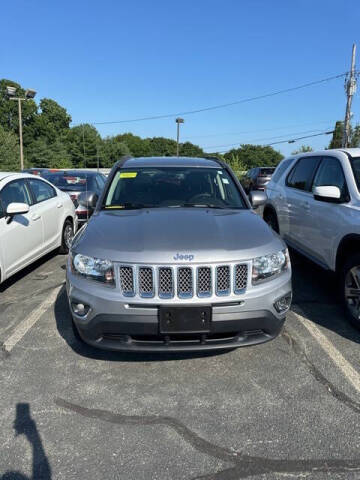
[27,178,62,250]
[298,156,349,268]
[283,156,322,248]
[0,179,43,277]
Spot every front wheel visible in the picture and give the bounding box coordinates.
[59,219,74,254]
[341,253,360,329]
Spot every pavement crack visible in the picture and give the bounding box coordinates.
[55,397,360,479]
[282,328,360,415]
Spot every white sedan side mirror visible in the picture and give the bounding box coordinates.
[6,202,30,216]
[313,186,342,203]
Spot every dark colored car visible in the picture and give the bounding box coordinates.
[42,170,106,225]
[242,167,275,193]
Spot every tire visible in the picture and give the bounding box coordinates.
[59,219,74,254]
[264,209,279,234]
[341,253,360,329]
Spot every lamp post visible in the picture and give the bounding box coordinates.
[6,86,37,170]
[175,117,184,157]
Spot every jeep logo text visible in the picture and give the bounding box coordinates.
[173,253,194,261]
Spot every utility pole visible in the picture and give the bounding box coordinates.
[343,43,357,148]
[175,117,184,156]
[17,98,24,170]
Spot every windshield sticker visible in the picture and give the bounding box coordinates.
[222,178,229,184]
[120,172,137,178]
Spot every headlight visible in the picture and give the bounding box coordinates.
[252,249,290,285]
[72,253,115,285]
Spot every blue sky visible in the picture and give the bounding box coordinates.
[2,0,360,156]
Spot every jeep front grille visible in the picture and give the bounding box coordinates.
[119,266,135,297]
[159,267,174,298]
[118,264,248,299]
[197,267,212,297]
[235,264,247,293]
[178,267,193,298]
[216,266,231,295]
[139,267,154,297]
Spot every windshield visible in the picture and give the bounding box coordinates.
[104,167,246,209]
[350,157,360,192]
[259,168,275,176]
[42,172,92,192]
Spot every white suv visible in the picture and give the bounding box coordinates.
[263,148,360,326]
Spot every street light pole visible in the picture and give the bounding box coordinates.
[6,87,37,170]
[175,117,184,156]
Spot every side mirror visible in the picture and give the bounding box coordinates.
[6,202,30,216]
[78,191,98,209]
[313,186,342,203]
[249,190,267,209]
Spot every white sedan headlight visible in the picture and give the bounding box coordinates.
[72,253,115,285]
[252,249,290,284]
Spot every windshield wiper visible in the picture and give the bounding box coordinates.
[180,203,227,209]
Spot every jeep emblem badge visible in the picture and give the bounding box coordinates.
[173,253,194,261]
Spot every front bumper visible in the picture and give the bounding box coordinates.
[66,267,291,352]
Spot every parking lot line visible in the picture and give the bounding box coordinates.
[293,309,360,394]
[3,285,63,353]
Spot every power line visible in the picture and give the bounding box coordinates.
[202,128,333,150]
[209,130,334,154]
[267,130,334,146]
[76,72,347,126]
[182,119,339,140]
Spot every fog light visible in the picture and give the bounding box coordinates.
[274,293,292,313]
[72,302,90,317]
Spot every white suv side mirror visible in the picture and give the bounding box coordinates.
[313,186,342,203]
[6,202,30,216]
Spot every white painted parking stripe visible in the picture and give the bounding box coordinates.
[3,286,62,353]
[293,309,360,394]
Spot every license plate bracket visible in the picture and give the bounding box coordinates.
[159,306,212,334]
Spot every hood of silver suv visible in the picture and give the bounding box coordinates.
[73,208,284,263]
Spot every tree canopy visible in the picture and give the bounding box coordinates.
[223,144,283,172]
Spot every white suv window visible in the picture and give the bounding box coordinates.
[286,156,321,191]
[312,157,348,199]
[271,158,294,183]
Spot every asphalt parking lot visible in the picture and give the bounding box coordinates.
[1,250,360,479]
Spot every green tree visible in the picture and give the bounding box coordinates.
[25,98,72,147]
[65,124,102,167]
[147,137,177,156]
[328,121,344,149]
[0,125,20,171]
[99,137,130,167]
[291,145,313,154]
[224,144,283,170]
[179,141,204,157]
[25,138,50,168]
[115,133,151,157]
[350,124,360,147]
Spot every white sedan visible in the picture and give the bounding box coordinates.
[0,172,77,284]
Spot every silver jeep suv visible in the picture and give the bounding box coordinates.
[66,156,292,352]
